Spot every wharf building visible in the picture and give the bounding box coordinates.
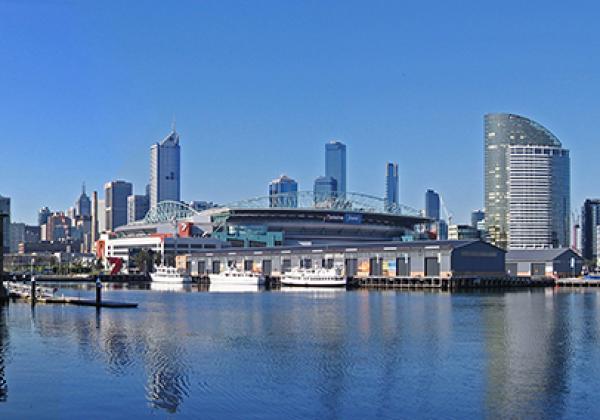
[268,175,298,208]
[184,240,506,282]
[505,248,583,278]
[150,129,181,209]
[581,199,600,263]
[484,113,570,250]
[385,162,399,212]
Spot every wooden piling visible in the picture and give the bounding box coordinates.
[95,278,102,307]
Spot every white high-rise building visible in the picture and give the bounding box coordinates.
[485,113,570,250]
[150,129,181,209]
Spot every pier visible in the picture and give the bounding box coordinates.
[556,278,600,288]
[6,279,138,309]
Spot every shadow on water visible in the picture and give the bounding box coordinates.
[0,303,8,402]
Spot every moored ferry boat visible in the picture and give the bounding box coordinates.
[150,266,193,284]
[209,267,266,286]
[281,266,346,287]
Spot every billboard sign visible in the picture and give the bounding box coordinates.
[344,213,363,225]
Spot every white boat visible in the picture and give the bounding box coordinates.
[209,267,266,286]
[280,266,346,287]
[150,266,193,284]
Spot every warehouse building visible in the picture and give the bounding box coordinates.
[505,248,583,278]
[184,240,506,280]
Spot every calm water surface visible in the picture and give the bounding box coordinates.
[0,285,599,419]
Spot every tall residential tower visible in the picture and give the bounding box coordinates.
[484,113,570,250]
[385,162,399,211]
[150,129,181,209]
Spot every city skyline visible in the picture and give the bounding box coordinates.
[1,1,599,225]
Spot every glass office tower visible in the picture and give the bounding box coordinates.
[425,189,440,221]
[484,113,570,250]
[269,175,298,208]
[150,129,181,209]
[325,141,347,195]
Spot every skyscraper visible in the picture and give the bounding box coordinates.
[75,183,91,218]
[97,199,106,233]
[485,113,570,250]
[127,194,150,223]
[325,141,347,195]
[91,191,98,252]
[38,207,51,226]
[150,128,181,209]
[581,199,600,262]
[104,181,133,231]
[385,162,399,211]
[313,176,337,205]
[471,210,485,229]
[269,175,298,208]
[425,189,440,221]
[0,196,10,253]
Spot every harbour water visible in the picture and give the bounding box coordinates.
[1,285,599,418]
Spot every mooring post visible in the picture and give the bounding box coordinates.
[95,277,102,307]
[30,275,36,305]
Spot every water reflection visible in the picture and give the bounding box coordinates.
[208,284,260,293]
[483,290,571,418]
[0,304,8,402]
[4,287,600,417]
[149,282,194,293]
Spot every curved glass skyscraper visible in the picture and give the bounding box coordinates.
[484,113,570,250]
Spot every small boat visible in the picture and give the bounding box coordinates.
[150,266,193,284]
[6,281,57,299]
[209,266,266,286]
[281,266,346,287]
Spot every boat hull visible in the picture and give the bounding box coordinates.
[150,273,193,284]
[280,278,346,287]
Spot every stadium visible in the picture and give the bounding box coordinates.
[115,191,430,247]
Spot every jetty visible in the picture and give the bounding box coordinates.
[6,278,138,309]
[555,278,600,288]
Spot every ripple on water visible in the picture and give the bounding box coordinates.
[143,341,191,413]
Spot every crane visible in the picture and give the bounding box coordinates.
[439,194,453,226]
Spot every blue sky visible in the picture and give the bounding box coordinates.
[1,0,599,225]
